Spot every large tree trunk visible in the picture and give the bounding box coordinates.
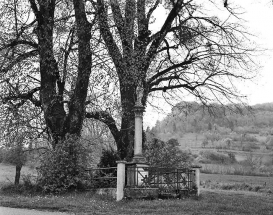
[29,0,92,148]
[33,1,67,147]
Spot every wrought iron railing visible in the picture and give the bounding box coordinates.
[125,166,197,196]
[85,167,117,188]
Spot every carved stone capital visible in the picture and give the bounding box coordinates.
[134,105,145,117]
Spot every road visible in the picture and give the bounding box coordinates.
[0,207,72,215]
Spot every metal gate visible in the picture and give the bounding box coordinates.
[126,166,197,197]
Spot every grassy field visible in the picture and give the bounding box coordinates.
[0,163,36,187]
[201,173,273,193]
[0,163,273,214]
[0,189,272,215]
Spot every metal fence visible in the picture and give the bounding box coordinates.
[85,167,117,188]
[125,166,197,196]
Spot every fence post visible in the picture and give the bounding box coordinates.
[116,161,126,201]
[192,166,201,196]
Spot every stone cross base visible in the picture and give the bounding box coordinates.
[132,154,147,164]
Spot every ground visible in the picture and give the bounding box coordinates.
[0,163,273,214]
[0,189,272,214]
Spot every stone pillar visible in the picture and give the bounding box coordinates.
[192,166,201,196]
[116,161,126,201]
[132,105,146,164]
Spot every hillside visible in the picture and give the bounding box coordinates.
[148,101,273,175]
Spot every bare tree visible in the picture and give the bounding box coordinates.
[88,0,256,159]
[0,0,257,161]
[0,0,98,148]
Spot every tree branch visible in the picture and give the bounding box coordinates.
[28,0,40,18]
[110,0,125,42]
[86,111,120,143]
[96,0,123,69]
[147,57,196,86]
[0,50,39,74]
[0,40,38,51]
[147,0,160,22]
[145,0,184,69]
[2,87,41,107]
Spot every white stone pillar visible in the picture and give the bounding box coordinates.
[116,161,126,201]
[132,105,146,163]
[192,166,201,196]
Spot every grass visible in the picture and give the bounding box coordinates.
[1,163,273,214]
[0,163,36,185]
[201,171,273,195]
[200,163,273,176]
[201,173,273,188]
[0,189,272,214]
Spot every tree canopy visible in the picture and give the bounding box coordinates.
[0,0,257,160]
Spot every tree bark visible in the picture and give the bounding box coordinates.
[28,0,93,147]
[14,165,22,185]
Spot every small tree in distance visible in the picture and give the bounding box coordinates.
[4,134,27,185]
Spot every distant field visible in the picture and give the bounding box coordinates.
[201,173,273,190]
[0,163,36,186]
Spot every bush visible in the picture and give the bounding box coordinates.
[144,138,193,168]
[37,136,89,193]
[201,180,263,192]
[3,144,27,166]
[1,174,40,194]
[244,135,258,142]
[97,147,120,168]
[199,150,236,164]
[91,147,120,188]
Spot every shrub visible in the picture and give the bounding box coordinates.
[199,150,235,164]
[144,138,193,168]
[244,135,258,143]
[93,147,120,188]
[201,180,263,192]
[1,174,40,194]
[3,144,27,166]
[97,147,120,168]
[37,136,89,193]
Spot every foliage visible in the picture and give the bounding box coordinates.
[1,174,40,195]
[97,147,120,168]
[89,147,120,189]
[144,138,193,168]
[201,180,263,193]
[1,188,273,214]
[36,136,89,193]
[0,0,258,161]
[3,144,27,167]
[198,151,236,165]
[0,147,7,163]
[201,139,209,148]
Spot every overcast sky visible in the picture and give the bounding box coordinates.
[235,0,273,105]
[144,1,273,128]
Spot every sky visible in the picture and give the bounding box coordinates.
[143,0,273,128]
[235,0,273,105]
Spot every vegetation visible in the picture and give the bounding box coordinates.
[0,0,257,162]
[144,138,194,168]
[150,101,273,176]
[3,143,27,185]
[201,173,273,193]
[197,150,236,165]
[0,189,272,215]
[152,102,273,140]
[36,136,89,193]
